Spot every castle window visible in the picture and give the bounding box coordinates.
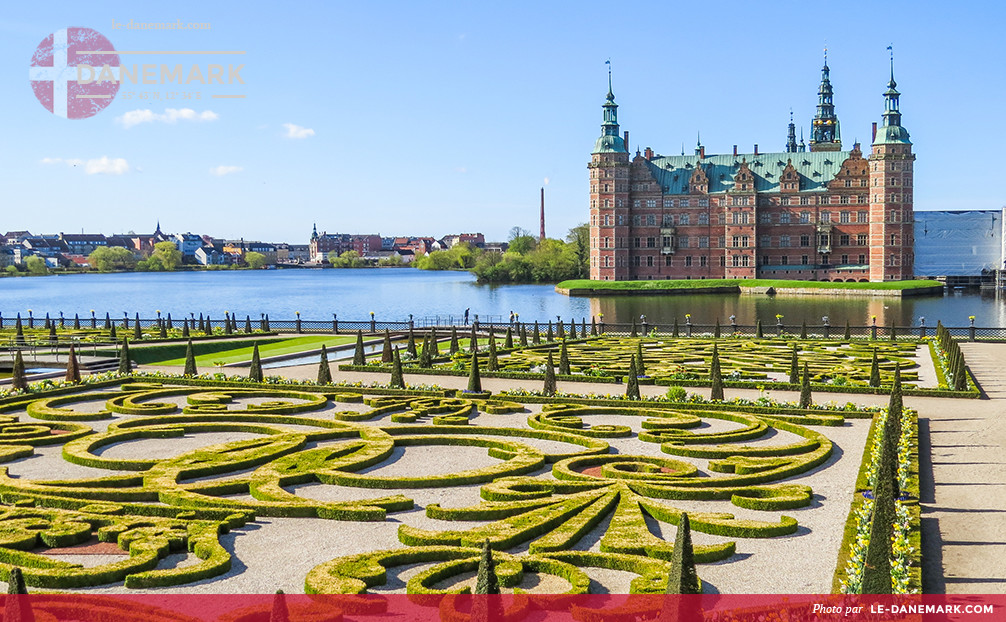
[700,255,707,267]
[719,256,726,267]
[859,254,866,264]
[840,234,850,245]
[800,235,810,247]
[841,254,849,264]
[821,212,831,223]
[732,236,740,248]
[800,196,810,205]
[604,184,609,191]
[617,215,624,225]
[780,212,791,224]
[780,197,790,206]
[742,255,750,267]
[857,211,868,223]
[679,236,689,248]
[633,215,641,226]
[801,255,809,265]
[633,256,641,267]
[698,213,709,225]
[890,234,898,245]
[665,255,673,266]
[604,199,610,208]
[634,237,641,248]
[780,235,791,247]
[634,200,641,207]
[646,214,656,226]
[857,233,868,245]
[681,199,691,208]
[718,236,725,248]
[760,213,772,224]
[698,199,708,207]
[717,214,725,225]
[663,214,674,226]
[800,212,810,224]
[781,256,789,265]
[732,213,740,225]
[647,200,657,208]
[680,214,690,225]
[742,213,750,224]
[840,195,850,205]
[685,256,693,267]
[647,256,654,267]
[742,236,750,248]
[840,211,850,223]
[732,255,740,267]
[760,235,770,247]
[844,180,852,188]
[699,236,709,248]
[647,237,655,248]
[662,235,672,247]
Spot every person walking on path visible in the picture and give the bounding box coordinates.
[464,308,470,325]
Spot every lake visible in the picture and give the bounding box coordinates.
[1,269,1003,327]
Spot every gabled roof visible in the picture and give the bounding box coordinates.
[644,150,852,194]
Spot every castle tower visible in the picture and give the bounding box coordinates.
[786,111,798,153]
[588,66,630,280]
[810,51,842,152]
[869,54,914,281]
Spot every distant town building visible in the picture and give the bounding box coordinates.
[589,56,914,282]
[2,231,31,246]
[172,233,204,260]
[441,233,486,249]
[58,233,107,255]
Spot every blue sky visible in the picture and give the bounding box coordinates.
[1,1,1002,244]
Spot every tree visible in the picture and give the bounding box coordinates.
[636,342,646,376]
[666,513,700,594]
[625,355,640,400]
[317,345,332,384]
[118,337,132,374]
[152,241,182,271]
[565,223,590,278]
[869,349,881,387]
[709,345,723,401]
[799,362,812,408]
[406,327,417,358]
[11,351,27,391]
[89,246,137,272]
[543,351,557,396]
[390,347,404,388]
[245,251,267,270]
[559,341,571,375]
[328,250,367,268]
[789,345,799,384]
[472,540,503,622]
[861,437,896,594]
[353,331,366,365]
[800,320,808,339]
[381,330,393,363]
[249,344,263,382]
[467,351,482,392]
[24,255,48,275]
[183,340,197,377]
[450,327,459,355]
[65,344,80,383]
[487,332,499,371]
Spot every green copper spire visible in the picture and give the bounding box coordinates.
[786,109,798,153]
[593,61,627,154]
[810,47,841,151]
[874,47,911,145]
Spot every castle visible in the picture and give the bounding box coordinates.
[588,55,914,282]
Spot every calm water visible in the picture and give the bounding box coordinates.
[0,269,1003,327]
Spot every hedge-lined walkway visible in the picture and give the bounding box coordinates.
[915,343,1006,593]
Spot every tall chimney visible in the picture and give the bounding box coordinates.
[540,187,546,241]
[732,145,737,157]
[699,146,705,159]
[872,122,878,143]
[624,131,629,151]
[754,144,759,156]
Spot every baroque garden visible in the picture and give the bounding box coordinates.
[0,316,963,596]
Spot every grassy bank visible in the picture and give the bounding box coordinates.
[556,278,943,292]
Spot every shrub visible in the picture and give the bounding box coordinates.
[467,351,482,393]
[709,345,723,402]
[317,345,332,385]
[353,331,366,365]
[543,352,557,397]
[799,362,812,408]
[183,340,197,377]
[625,356,640,400]
[118,337,132,375]
[390,348,404,389]
[249,344,263,383]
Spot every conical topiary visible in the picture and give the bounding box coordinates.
[890,324,897,341]
[504,326,513,350]
[182,319,191,338]
[471,539,503,622]
[666,513,700,594]
[844,320,851,341]
[709,345,723,401]
[158,319,167,339]
[353,330,366,365]
[800,319,807,339]
[183,340,197,377]
[543,351,557,397]
[406,327,417,358]
[672,318,679,338]
[134,314,142,340]
[557,320,565,341]
[224,314,233,335]
[49,323,57,343]
[390,347,404,388]
[429,328,440,356]
[630,320,637,338]
[245,316,253,334]
[714,318,721,339]
[799,362,812,408]
[520,323,528,347]
[591,317,597,336]
[450,326,460,355]
[65,344,80,383]
[317,345,332,384]
[474,538,500,594]
[546,321,554,342]
[470,324,479,352]
[883,364,904,500]
[205,315,214,336]
[419,334,433,368]
[533,321,541,345]
[118,337,132,374]
[625,355,640,400]
[11,351,27,392]
[270,589,289,622]
[109,324,117,341]
[756,319,763,338]
[7,566,28,594]
[559,341,571,375]
[636,342,646,376]
[73,314,81,330]
[789,344,799,384]
[486,333,498,371]
[861,438,896,594]
[104,312,111,330]
[869,349,881,387]
[467,351,482,392]
[381,330,393,363]
[249,344,263,382]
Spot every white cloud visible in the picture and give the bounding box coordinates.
[543,177,550,185]
[210,165,243,176]
[282,123,315,139]
[41,156,129,175]
[116,108,219,129]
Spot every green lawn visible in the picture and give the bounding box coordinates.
[556,278,943,292]
[152,335,357,366]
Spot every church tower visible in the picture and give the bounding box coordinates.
[589,66,630,280]
[809,52,842,152]
[869,54,914,281]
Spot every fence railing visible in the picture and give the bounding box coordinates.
[0,313,999,342]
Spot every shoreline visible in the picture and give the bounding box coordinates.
[556,279,945,298]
